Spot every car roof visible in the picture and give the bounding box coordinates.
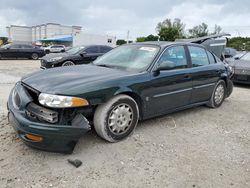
[131,41,204,48]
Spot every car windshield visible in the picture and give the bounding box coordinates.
[93,45,160,72]
[66,46,85,54]
[240,52,250,62]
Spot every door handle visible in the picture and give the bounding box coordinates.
[184,74,191,79]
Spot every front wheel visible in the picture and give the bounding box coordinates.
[207,80,226,108]
[94,95,139,142]
[62,61,75,66]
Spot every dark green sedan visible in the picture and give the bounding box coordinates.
[7,42,234,153]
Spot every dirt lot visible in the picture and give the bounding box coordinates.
[0,60,249,188]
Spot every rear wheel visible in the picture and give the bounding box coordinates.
[62,61,75,66]
[31,53,39,60]
[94,94,139,142]
[207,80,226,108]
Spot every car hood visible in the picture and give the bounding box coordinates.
[21,64,132,95]
[230,60,250,70]
[41,52,71,61]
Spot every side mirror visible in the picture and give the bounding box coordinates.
[80,51,87,57]
[6,47,10,50]
[156,61,175,71]
[234,57,240,60]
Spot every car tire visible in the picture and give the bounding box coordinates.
[94,94,139,142]
[45,50,50,54]
[0,53,2,59]
[207,80,226,108]
[31,53,39,60]
[62,61,75,66]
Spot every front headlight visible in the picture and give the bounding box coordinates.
[49,57,63,62]
[38,93,89,108]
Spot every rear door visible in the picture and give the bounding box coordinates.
[187,45,220,103]
[19,44,34,58]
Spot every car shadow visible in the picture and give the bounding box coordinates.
[233,83,250,89]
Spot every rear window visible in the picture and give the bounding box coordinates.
[188,46,210,67]
[207,51,216,64]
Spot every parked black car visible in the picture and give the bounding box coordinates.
[40,45,113,69]
[229,52,250,84]
[0,43,45,60]
[8,42,233,153]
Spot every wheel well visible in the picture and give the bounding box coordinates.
[118,92,144,120]
[220,77,228,87]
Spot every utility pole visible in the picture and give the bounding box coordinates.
[126,30,130,44]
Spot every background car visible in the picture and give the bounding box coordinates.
[43,45,65,54]
[0,43,45,60]
[40,45,113,69]
[229,52,250,84]
[224,47,237,59]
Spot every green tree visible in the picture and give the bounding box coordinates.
[156,18,185,41]
[145,34,159,41]
[213,24,222,34]
[188,23,209,38]
[227,37,250,51]
[116,39,127,45]
[136,34,159,42]
[0,37,8,46]
[136,37,146,42]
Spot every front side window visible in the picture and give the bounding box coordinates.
[93,45,159,72]
[85,46,99,53]
[100,46,112,53]
[188,46,209,67]
[157,46,188,69]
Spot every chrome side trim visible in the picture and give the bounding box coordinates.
[193,83,215,89]
[153,88,192,98]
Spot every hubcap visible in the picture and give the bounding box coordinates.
[214,84,224,104]
[62,61,74,66]
[32,54,38,59]
[108,103,133,135]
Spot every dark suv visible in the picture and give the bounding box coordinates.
[40,45,113,69]
[0,44,45,60]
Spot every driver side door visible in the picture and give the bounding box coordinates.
[146,45,193,116]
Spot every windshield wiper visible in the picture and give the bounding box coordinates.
[95,64,114,68]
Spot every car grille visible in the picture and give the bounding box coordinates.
[233,74,250,82]
[26,102,58,123]
[234,69,250,75]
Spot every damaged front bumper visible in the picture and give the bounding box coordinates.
[7,82,91,153]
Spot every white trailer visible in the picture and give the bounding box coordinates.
[73,32,116,47]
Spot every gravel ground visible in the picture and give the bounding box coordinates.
[0,60,250,188]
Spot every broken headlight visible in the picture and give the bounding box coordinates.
[38,93,89,108]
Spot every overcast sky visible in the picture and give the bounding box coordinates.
[0,0,250,39]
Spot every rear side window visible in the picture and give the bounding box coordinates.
[158,45,188,69]
[85,46,99,53]
[207,51,216,64]
[188,46,209,67]
[21,45,33,49]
